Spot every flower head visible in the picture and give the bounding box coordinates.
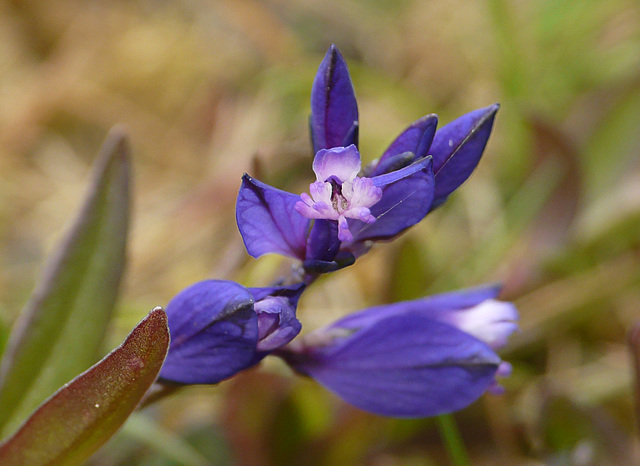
[236,151,432,272]
[235,45,498,276]
[278,285,518,418]
[159,280,303,385]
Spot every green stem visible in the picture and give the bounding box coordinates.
[138,383,182,410]
[436,414,470,466]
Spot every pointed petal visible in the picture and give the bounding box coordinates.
[291,314,500,418]
[331,284,518,351]
[159,280,258,385]
[305,219,340,262]
[236,175,310,260]
[373,114,438,175]
[310,45,359,151]
[349,160,434,243]
[429,104,499,205]
[370,155,432,187]
[367,151,415,178]
[332,284,503,330]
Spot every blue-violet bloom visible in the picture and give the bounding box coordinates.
[237,146,433,272]
[236,45,498,273]
[308,45,500,211]
[278,285,518,418]
[159,280,304,385]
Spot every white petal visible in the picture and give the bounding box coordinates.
[449,300,519,350]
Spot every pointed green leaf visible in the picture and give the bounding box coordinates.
[0,307,169,466]
[0,128,131,436]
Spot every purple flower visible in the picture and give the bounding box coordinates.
[159,280,304,385]
[277,285,518,418]
[369,104,500,210]
[237,146,433,271]
[309,45,499,210]
[236,45,498,273]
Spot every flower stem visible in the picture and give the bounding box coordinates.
[138,383,182,409]
[436,414,470,466]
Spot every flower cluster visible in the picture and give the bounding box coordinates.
[158,45,518,418]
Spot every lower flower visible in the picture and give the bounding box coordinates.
[276,285,518,418]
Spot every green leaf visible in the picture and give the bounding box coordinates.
[0,127,131,436]
[0,307,169,466]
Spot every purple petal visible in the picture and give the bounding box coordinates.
[370,155,432,187]
[331,284,518,351]
[373,114,438,175]
[312,145,361,182]
[236,175,310,260]
[310,45,359,152]
[159,280,258,384]
[245,284,305,363]
[289,314,500,418]
[367,152,415,178]
[332,284,502,330]
[349,159,434,243]
[429,104,499,206]
[249,284,305,351]
[305,219,340,262]
[254,296,302,351]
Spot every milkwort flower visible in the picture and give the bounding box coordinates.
[277,285,518,418]
[236,45,499,274]
[159,280,304,385]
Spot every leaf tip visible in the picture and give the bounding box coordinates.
[146,307,169,341]
[100,125,131,166]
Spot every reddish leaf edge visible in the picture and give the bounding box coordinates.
[0,307,169,466]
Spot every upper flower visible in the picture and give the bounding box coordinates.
[236,148,433,274]
[236,44,498,276]
[277,285,518,418]
[309,45,499,210]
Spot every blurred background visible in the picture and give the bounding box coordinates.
[1,0,640,464]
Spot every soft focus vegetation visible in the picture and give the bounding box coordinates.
[1,0,640,463]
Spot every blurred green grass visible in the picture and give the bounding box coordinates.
[1,0,640,463]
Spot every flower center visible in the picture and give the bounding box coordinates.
[294,145,383,243]
[328,179,349,212]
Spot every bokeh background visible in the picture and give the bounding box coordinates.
[1,0,640,464]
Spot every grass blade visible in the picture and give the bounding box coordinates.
[0,127,131,436]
